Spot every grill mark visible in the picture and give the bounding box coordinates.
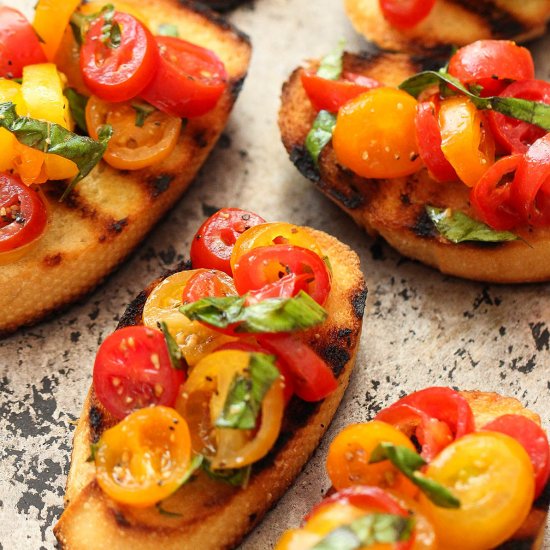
[411,209,437,239]
[290,145,320,183]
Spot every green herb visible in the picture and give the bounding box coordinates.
[70,4,115,46]
[313,513,414,550]
[202,460,252,488]
[157,23,180,37]
[426,206,518,244]
[131,101,156,127]
[100,6,121,49]
[369,443,460,508]
[155,503,182,517]
[316,39,345,81]
[0,102,111,200]
[86,443,99,462]
[65,88,89,133]
[305,110,337,165]
[399,70,550,131]
[216,353,280,430]
[179,291,327,334]
[158,321,187,370]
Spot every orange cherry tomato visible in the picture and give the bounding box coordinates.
[86,96,182,171]
[438,96,495,187]
[95,406,192,507]
[332,87,422,179]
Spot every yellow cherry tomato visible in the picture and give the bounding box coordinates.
[332,87,423,179]
[95,406,192,508]
[326,421,419,498]
[0,80,27,172]
[419,432,534,550]
[438,96,495,187]
[86,96,182,171]
[142,270,237,367]
[230,222,324,274]
[79,1,150,27]
[176,350,284,469]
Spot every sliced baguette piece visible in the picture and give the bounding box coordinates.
[0,0,251,336]
[344,0,550,55]
[279,51,550,283]
[54,227,368,550]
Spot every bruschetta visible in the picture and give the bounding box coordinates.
[54,208,367,549]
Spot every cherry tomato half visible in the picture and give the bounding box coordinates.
[379,0,436,29]
[80,11,159,103]
[181,268,237,304]
[190,208,266,275]
[141,36,227,118]
[93,326,185,419]
[0,7,47,79]
[0,173,48,265]
[483,414,550,499]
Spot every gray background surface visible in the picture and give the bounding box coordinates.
[1,0,549,548]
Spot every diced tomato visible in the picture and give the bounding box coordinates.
[379,0,436,29]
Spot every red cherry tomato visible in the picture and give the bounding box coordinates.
[415,98,458,183]
[0,173,48,255]
[141,36,227,118]
[376,387,475,461]
[448,40,535,96]
[258,333,337,402]
[488,80,550,154]
[0,7,47,79]
[300,70,381,113]
[233,245,331,306]
[181,269,236,303]
[190,208,266,275]
[470,154,523,230]
[93,326,185,419]
[379,0,436,29]
[483,414,550,499]
[80,12,159,103]
[246,273,310,304]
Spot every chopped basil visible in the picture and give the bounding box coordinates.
[100,6,121,49]
[202,460,252,488]
[216,353,280,430]
[86,442,99,462]
[399,70,550,131]
[426,206,518,244]
[70,4,114,46]
[369,443,460,508]
[316,39,345,81]
[179,290,328,334]
[312,513,414,550]
[158,23,180,37]
[131,101,156,128]
[158,321,187,370]
[305,110,336,166]
[0,102,112,200]
[65,88,89,133]
[178,453,204,487]
[155,503,182,517]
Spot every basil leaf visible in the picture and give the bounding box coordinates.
[306,110,336,166]
[426,206,518,244]
[0,102,111,199]
[131,101,156,128]
[86,442,99,463]
[316,39,345,81]
[313,513,414,550]
[178,453,203,487]
[369,443,460,508]
[399,70,550,131]
[216,352,280,430]
[65,88,89,133]
[70,3,114,46]
[158,23,180,37]
[99,5,121,48]
[158,321,187,371]
[179,291,327,334]
[155,503,182,518]
[202,460,252,488]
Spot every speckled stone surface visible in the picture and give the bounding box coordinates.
[1,1,549,549]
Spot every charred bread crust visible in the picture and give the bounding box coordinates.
[279,51,550,283]
[344,0,550,55]
[198,0,252,12]
[0,0,252,336]
[54,228,367,549]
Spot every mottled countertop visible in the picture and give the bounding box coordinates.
[1,1,549,548]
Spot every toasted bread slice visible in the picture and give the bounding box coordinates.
[279,51,550,283]
[0,0,251,336]
[54,227,368,550]
[344,0,550,54]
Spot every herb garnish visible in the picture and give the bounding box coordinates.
[202,460,252,488]
[70,4,115,46]
[158,321,187,371]
[316,39,345,81]
[65,88,89,133]
[306,110,337,166]
[100,6,121,48]
[131,101,156,127]
[157,23,180,38]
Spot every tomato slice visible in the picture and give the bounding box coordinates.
[488,80,550,155]
[246,273,310,304]
[258,333,337,402]
[448,40,535,96]
[379,0,436,29]
[0,173,48,264]
[141,36,227,118]
[0,7,47,79]
[80,11,159,103]
[190,208,266,275]
[483,414,550,499]
[93,326,185,419]
[300,70,381,113]
[470,154,523,230]
[375,387,475,461]
[181,269,237,304]
[95,406,191,507]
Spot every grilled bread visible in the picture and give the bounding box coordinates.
[54,227,368,550]
[0,0,251,336]
[279,51,550,283]
[344,0,550,54]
